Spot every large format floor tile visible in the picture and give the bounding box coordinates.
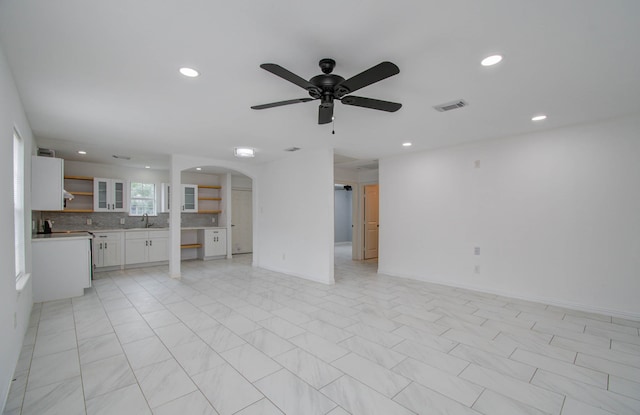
[5,247,640,415]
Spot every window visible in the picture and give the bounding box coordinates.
[13,131,25,280]
[130,182,156,216]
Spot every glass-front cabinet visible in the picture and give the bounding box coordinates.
[182,184,198,213]
[94,178,127,212]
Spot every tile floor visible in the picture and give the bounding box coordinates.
[4,245,640,414]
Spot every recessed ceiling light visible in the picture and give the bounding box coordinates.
[481,55,503,66]
[402,142,412,147]
[531,114,547,121]
[179,67,199,77]
[234,147,255,158]
[77,150,87,155]
[144,166,150,169]
[196,167,202,171]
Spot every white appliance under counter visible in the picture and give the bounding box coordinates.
[31,233,92,302]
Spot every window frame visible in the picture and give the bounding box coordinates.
[129,181,158,216]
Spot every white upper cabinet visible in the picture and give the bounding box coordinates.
[182,184,198,213]
[94,178,127,212]
[31,156,64,211]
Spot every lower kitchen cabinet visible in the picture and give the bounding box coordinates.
[93,232,122,269]
[125,229,169,265]
[204,228,227,258]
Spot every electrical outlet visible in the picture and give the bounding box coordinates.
[86,218,92,225]
[474,247,480,255]
[475,265,480,274]
[120,218,125,225]
[211,217,216,223]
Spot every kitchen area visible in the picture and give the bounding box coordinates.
[30,153,252,303]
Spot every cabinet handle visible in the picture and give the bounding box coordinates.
[146,240,148,246]
[105,242,108,249]
[99,242,103,249]
[149,240,152,246]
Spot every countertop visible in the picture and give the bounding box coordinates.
[32,232,93,242]
[45,226,226,233]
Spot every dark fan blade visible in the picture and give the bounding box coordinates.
[251,98,315,110]
[335,62,399,97]
[318,104,334,124]
[341,96,402,112]
[260,63,321,94]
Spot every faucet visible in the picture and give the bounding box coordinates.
[142,213,150,228]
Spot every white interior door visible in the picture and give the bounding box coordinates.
[364,184,379,259]
[231,189,253,254]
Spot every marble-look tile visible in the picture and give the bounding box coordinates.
[106,307,144,326]
[21,376,85,415]
[532,370,640,415]
[443,329,515,357]
[181,311,220,333]
[494,332,577,363]
[459,364,562,414]
[608,375,640,400]
[254,369,337,415]
[235,304,273,322]
[27,349,81,391]
[85,384,151,415]
[450,344,534,381]
[113,320,155,344]
[511,348,607,387]
[393,381,481,415]
[221,343,282,382]
[258,316,306,339]
[242,328,296,357]
[153,322,200,349]
[142,309,180,329]
[76,316,114,341]
[152,390,217,415]
[333,353,410,398]
[192,363,264,415]
[234,398,284,415]
[170,339,225,376]
[395,340,469,375]
[472,389,548,415]
[32,328,77,358]
[340,335,407,369]
[393,358,482,407]
[81,354,136,399]
[320,375,415,415]
[575,352,640,382]
[36,314,75,337]
[392,314,448,336]
[275,348,343,389]
[392,325,458,353]
[198,323,246,352]
[289,332,349,363]
[122,336,172,370]
[78,332,123,365]
[302,319,354,343]
[271,307,313,325]
[560,397,618,415]
[345,322,404,348]
[215,312,261,335]
[135,358,197,408]
[611,339,640,356]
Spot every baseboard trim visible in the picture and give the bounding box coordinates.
[377,268,640,321]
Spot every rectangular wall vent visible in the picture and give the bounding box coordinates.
[434,99,468,112]
[37,148,56,157]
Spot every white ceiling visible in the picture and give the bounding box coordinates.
[1,0,639,170]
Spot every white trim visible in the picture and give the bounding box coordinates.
[378,268,640,321]
[16,273,31,293]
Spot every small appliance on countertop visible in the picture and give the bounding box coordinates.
[43,220,53,234]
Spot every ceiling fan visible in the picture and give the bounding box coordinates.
[251,58,402,124]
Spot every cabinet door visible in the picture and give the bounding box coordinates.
[148,237,169,262]
[112,180,127,212]
[94,178,110,211]
[159,183,170,213]
[102,240,121,267]
[182,185,198,212]
[205,229,226,257]
[92,240,104,268]
[125,238,148,265]
[31,156,64,211]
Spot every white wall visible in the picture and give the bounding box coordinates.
[0,43,35,411]
[255,149,335,284]
[380,114,640,318]
[334,189,352,243]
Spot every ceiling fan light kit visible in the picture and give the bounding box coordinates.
[252,58,402,124]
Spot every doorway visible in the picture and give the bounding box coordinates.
[231,189,252,254]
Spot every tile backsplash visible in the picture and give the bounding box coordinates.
[36,211,219,231]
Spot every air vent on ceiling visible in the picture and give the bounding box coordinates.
[434,99,468,112]
[112,155,131,160]
[284,147,301,152]
[37,148,56,157]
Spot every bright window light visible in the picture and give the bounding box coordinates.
[481,55,503,66]
[179,67,199,77]
[234,147,255,158]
